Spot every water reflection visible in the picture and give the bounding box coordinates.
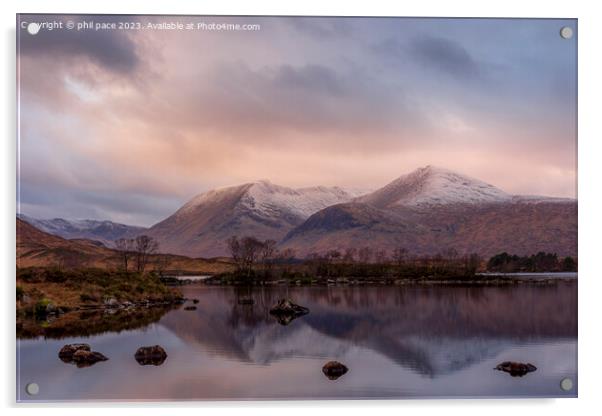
[17,283,577,400]
[17,306,175,339]
[161,284,576,373]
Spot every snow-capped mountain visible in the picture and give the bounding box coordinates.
[177,180,364,221]
[281,166,577,258]
[124,166,577,258]
[356,165,512,208]
[17,214,145,247]
[146,180,363,257]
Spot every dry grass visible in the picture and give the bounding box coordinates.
[16,268,182,316]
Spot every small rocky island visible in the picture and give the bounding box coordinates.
[495,361,537,377]
[269,299,310,325]
[135,345,168,366]
[58,343,108,368]
[322,361,349,380]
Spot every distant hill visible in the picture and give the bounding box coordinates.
[281,200,577,258]
[17,218,116,268]
[145,180,363,257]
[17,214,145,247]
[16,218,233,274]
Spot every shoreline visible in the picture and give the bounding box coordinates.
[16,268,184,320]
[200,274,578,287]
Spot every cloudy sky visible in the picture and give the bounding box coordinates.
[17,15,577,226]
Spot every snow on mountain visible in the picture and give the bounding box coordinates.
[356,165,512,208]
[17,214,145,246]
[282,166,577,258]
[511,195,576,204]
[148,180,363,257]
[244,181,365,219]
[176,180,363,220]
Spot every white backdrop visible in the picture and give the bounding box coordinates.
[2,0,600,414]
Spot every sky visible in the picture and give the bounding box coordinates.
[17,15,577,226]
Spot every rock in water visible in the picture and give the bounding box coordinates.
[71,349,109,367]
[135,345,168,366]
[495,361,537,377]
[184,306,197,311]
[322,361,349,380]
[58,343,91,362]
[269,299,309,325]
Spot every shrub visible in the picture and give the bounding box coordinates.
[80,293,99,303]
[16,286,24,301]
[34,298,52,318]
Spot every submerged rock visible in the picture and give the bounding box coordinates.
[104,297,119,308]
[322,361,348,380]
[495,361,537,377]
[58,343,91,362]
[184,306,197,311]
[135,345,167,366]
[269,299,309,325]
[71,349,109,367]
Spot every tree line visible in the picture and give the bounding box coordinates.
[486,252,577,273]
[225,236,481,281]
[112,235,576,279]
[114,235,159,273]
[226,236,296,278]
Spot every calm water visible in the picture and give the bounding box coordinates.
[17,283,577,401]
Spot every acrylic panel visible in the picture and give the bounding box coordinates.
[16,15,577,401]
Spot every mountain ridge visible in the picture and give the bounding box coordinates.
[279,166,576,258]
[145,180,364,257]
[17,214,145,247]
[21,166,577,258]
[357,165,509,208]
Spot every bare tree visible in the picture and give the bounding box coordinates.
[277,247,296,275]
[357,247,373,264]
[226,236,243,272]
[444,248,459,260]
[374,249,388,264]
[115,238,135,271]
[226,236,263,278]
[134,235,159,273]
[259,239,277,273]
[278,247,296,263]
[343,247,357,264]
[443,248,459,269]
[463,253,481,275]
[392,247,408,267]
[306,252,327,276]
[154,254,170,277]
[326,249,342,262]
[240,237,263,277]
[324,249,342,276]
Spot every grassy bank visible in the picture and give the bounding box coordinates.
[17,267,183,318]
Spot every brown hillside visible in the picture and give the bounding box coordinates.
[16,218,233,273]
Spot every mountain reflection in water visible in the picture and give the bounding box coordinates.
[17,283,577,401]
